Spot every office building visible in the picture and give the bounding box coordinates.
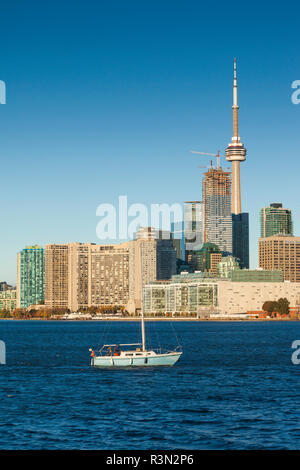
[183,202,204,263]
[260,203,293,238]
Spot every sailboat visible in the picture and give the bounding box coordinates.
[89,312,182,368]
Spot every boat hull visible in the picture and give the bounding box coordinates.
[92,351,182,368]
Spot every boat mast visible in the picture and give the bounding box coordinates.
[141,310,146,351]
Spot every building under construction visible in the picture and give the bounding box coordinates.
[202,167,232,254]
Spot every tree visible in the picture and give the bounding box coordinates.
[262,301,278,314]
[0,310,11,318]
[277,297,290,315]
[263,298,290,316]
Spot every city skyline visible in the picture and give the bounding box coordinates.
[1,2,300,283]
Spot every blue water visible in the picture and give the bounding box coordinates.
[0,320,299,449]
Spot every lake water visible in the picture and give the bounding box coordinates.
[0,320,299,449]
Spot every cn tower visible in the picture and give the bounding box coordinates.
[225,58,246,214]
[225,58,249,269]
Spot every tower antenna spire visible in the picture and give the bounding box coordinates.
[232,58,239,139]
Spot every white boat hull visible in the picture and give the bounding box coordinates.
[92,351,182,368]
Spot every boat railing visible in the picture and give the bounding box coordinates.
[97,343,142,356]
[94,343,182,356]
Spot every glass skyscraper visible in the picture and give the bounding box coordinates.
[17,245,45,308]
[232,213,249,269]
[183,201,204,263]
[260,203,293,238]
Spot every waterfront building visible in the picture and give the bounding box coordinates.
[143,273,218,315]
[0,290,16,312]
[45,242,131,311]
[259,235,300,282]
[17,245,45,309]
[45,244,69,309]
[202,168,232,254]
[143,272,300,316]
[231,269,283,282]
[260,203,293,238]
[89,243,131,309]
[44,236,175,314]
[217,280,300,315]
[225,59,249,268]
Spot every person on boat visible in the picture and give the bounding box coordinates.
[106,345,112,356]
[114,344,121,356]
[90,349,95,366]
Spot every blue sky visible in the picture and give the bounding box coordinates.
[1,1,300,283]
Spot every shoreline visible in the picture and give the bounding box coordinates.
[0,317,299,322]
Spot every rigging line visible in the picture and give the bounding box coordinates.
[150,316,161,352]
[169,319,181,348]
[96,317,112,351]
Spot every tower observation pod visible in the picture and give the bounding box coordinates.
[225,58,247,215]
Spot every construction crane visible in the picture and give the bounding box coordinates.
[198,160,214,170]
[191,150,225,169]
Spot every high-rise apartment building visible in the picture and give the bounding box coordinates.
[45,244,69,309]
[134,227,177,279]
[44,235,175,314]
[128,237,157,313]
[260,203,293,238]
[202,169,232,254]
[127,228,176,312]
[0,290,16,312]
[89,243,130,309]
[17,245,45,308]
[45,242,131,311]
[259,235,300,282]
